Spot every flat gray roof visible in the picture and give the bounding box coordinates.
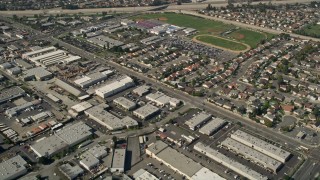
[0,86,25,103]
[87,35,124,49]
[132,85,150,96]
[133,104,160,119]
[146,141,168,155]
[133,169,159,180]
[231,130,290,162]
[185,112,212,130]
[59,163,84,179]
[221,138,282,172]
[113,97,136,110]
[156,144,202,177]
[23,67,52,80]
[30,136,68,157]
[194,142,267,180]
[88,145,107,159]
[80,151,100,169]
[112,149,126,169]
[85,104,137,130]
[199,117,226,135]
[0,155,28,180]
[55,121,92,146]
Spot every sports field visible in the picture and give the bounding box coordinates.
[227,29,268,48]
[132,13,272,52]
[195,35,249,51]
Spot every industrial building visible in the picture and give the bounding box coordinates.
[47,93,61,103]
[95,76,135,98]
[199,117,227,135]
[146,91,181,107]
[0,155,28,180]
[0,86,25,104]
[22,46,81,67]
[132,85,150,96]
[55,78,88,98]
[146,141,222,180]
[80,151,100,171]
[7,66,21,75]
[59,163,84,180]
[74,70,113,88]
[133,104,160,120]
[88,145,108,159]
[113,97,137,111]
[231,130,291,163]
[5,100,41,117]
[185,112,212,131]
[87,35,124,49]
[30,122,92,157]
[140,36,162,45]
[55,121,92,147]
[111,149,126,173]
[221,138,282,173]
[22,67,53,81]
[30,135,68,158]
[68,101,93,117]
[191,167,225,180]
[194,142,268,180]
[85,104,138,130]
[133,169,159,180]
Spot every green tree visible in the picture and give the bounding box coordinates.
[264,119,274,127]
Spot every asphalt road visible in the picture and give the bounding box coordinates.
[0,0,316,16]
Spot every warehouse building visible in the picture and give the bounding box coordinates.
[74,70,113,88]
[30,135,68,158]
[23,67,53,81]
[231,130,291,163]
[55,78,88,97]
[87,35,124,49]
[191,167,225,180]
[88,145,108,159]
[30,122,92,158]
[146,141,222,180]
[7,66,21,75]
[5,100,41,117]
[0,86,25,104]
[68,101,93,117]
[111,149,126,173]
[22,46,81,67]
[55,121,92,147]
[132,85,150,96]
[133,169,159,180]
[194,142,268,180]
[199,117,227,135]
[85,104,138,130]
[47,93,61,103]
[140,36,162,45]
[113,97,137,111]
[80,151,100,171]
[185,112,212,131]
[22,46,56,59]
[15,59,33,70]
[221,138,282,173]
[133,104,160,120]
[95,76,135,98]
[146,91,181,107]
[59,163,84,180]
[0,155,28,180]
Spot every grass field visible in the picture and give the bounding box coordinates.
[195,35,248,51]
[227,29,267,48]
[132,13,273,51]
